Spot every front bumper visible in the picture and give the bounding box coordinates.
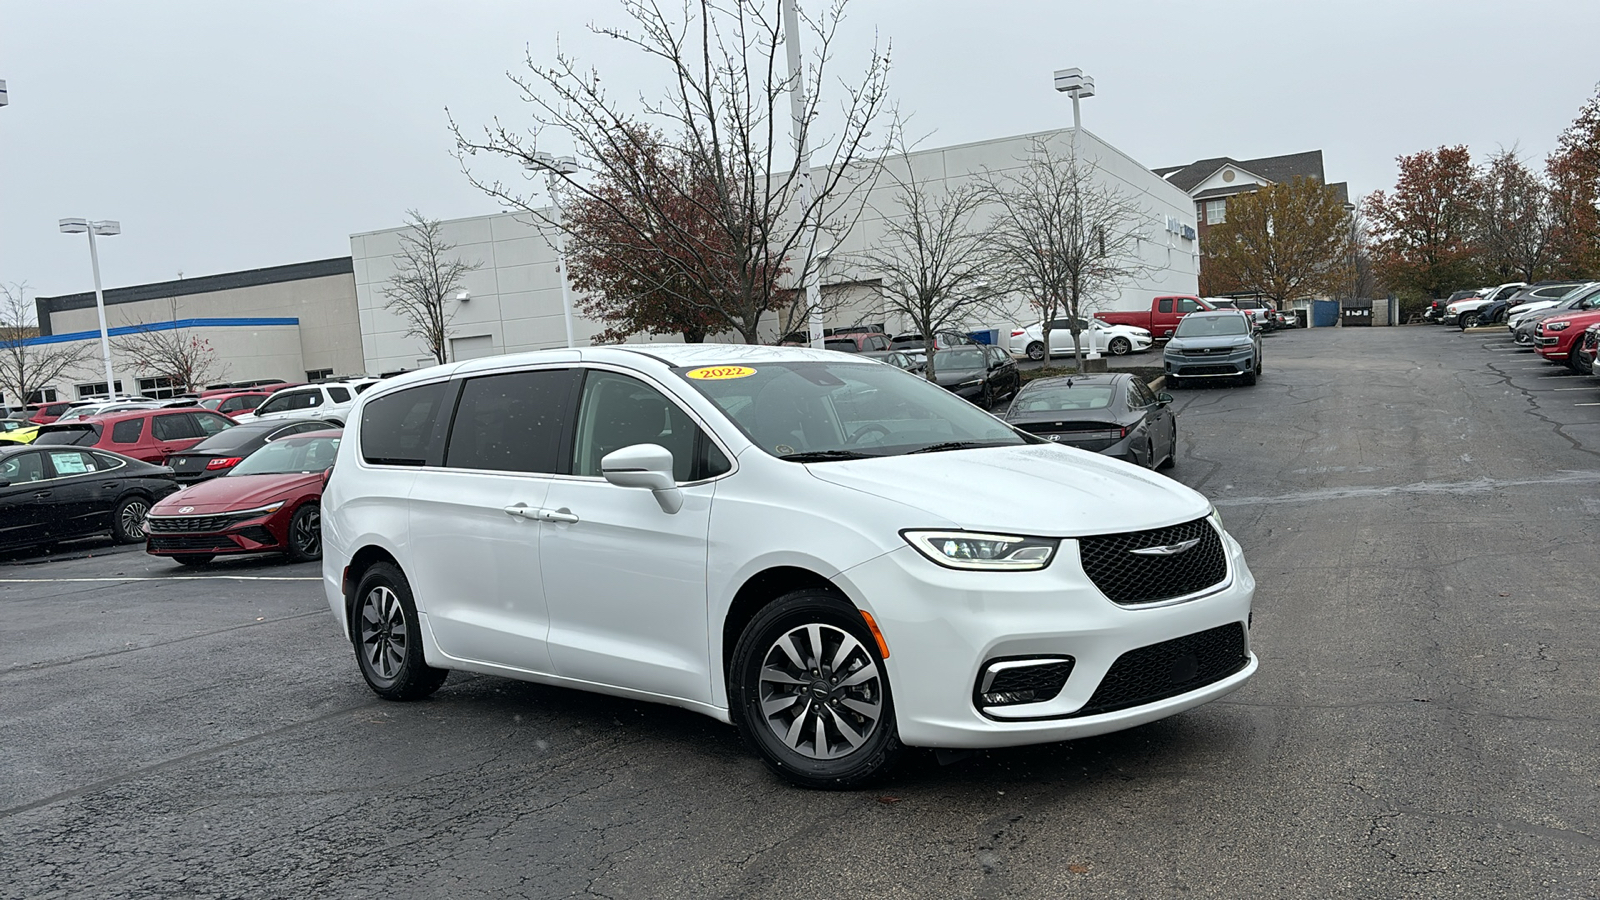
[832,529,1257,749]
[145,510,287,557]
[1164,350,1255,378]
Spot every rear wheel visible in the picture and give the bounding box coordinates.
[1026,341,1045,361]
[112,495,151,543]
[353,563,449,701]
[1108,336,1131,356]
[730,590,903,789]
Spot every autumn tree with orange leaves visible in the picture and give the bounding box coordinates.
[1363,146,1482,309]
[1546,86,1600,278]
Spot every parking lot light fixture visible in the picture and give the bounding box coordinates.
[1053,67,1099,359]
[59,217,122,396]
[524,153,582,349]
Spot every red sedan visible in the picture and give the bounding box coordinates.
[145,429,340,566]
[1533,309,1600,371]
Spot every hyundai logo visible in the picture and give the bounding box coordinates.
[178,506,194,514]
[1130,538,1201,557]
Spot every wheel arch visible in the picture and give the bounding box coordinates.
[721,565,848,693]
[342,544,402,639]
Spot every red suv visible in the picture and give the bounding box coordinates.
[27,401,76,424]
[1533,309,1600,372]
[32,408,236,463]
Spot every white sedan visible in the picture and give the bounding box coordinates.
[1010,318,1154,360]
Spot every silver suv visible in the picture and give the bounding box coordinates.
[1163,311,1262,388]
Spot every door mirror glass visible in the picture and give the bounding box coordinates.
[601,443,683,514]
[1156,392,1173,405]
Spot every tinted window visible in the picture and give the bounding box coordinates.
[45,450,99,476]
[1158,299,1173,313]
[193,425,276,452]
[1011,385,1115,412]
[0,452,45,483]
[1175,315,1249,337]
[193,413,234,435]
[571,372,703,482]
[362,381,453,466]
[34,426,97,447]
[219,395,264,413]
[825,339,860,353]
[354,382,377,394]
[259,390,321,414]
[445,370,576,474]
[111,419,144,444]
[327,387,351,403]
[152,414,198,441]
[1177,298,1201,313]
[1127,379,1157,408]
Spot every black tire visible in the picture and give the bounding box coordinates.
[1167,375,1181,390]
[729,590,904,789]
[286,503,322,562]
[174,555,214,567]
[1108,336,1131,356]
[1241,369,1258,386]
[979,381,995,410]
[112,494,152,544]
[1144,437,1156,469]
[1026,341,1045,361]
[352,562,448,701]
[1460,312,1479,330]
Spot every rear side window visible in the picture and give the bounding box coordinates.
[260,390,322,414]
[445,370,578,473]
[111,419,144,444]
[327,387,351,403]
[361,382,453,466]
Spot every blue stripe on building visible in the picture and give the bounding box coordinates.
[9,318,300,347]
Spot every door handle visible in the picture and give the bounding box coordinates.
[502,505,541,520]
[540,507,580,524]
[33,491,51,499]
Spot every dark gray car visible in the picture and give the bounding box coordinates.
[1163,310,1262,387]
[1002,373,1177,469]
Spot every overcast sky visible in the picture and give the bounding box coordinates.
[3,0,1598,305]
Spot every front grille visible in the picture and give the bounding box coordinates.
[146,514,239,534]
[1181,347,1229,356]
[1070,623,1248,718]
[1077,516,1228,605]
[148,534,241,552]
[1176,364,1240,376]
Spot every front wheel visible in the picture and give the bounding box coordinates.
[1026,341,1045,361]
[1460,312,1479,330]
[730,590,904,789]
[353,562,449,701]
[1108,336,1131,356]
[1159,421,1178,470]
[1166,375,1181,390]
[287,503,322,562]
[1241,369,1258,386]
[112,495,151,543]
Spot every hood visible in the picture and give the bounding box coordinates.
[1447,298,1489,313]
[152,472,319,515]
[805,444,1211,535]
[1165,334,1252,352]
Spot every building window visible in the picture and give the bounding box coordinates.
[306,368,334,381]
[138,376,181,399]
[1205,199,1226,225]
[76,380,125,399]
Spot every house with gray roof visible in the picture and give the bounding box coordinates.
[1153,150,1350,243]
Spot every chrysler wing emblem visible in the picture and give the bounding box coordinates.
[1130,538,1201,557]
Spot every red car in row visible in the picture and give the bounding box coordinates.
[1532,308,1600,372]
[145,429,340,566]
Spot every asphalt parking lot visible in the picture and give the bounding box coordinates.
[3,325,1597,899]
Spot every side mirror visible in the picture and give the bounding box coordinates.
[600,443,683,514]
[1156,392,1173,405]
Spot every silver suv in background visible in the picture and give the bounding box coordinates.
[250,378,380,426]
[1163,310,1262,388]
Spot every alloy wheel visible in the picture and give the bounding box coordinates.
[119,499,149,539]
[756,623,884,760]
[359,586,408,683]
[292,506,321,557]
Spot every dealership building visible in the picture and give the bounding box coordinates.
[16,126,1199,402]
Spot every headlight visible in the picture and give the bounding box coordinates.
[901,530,1059,571]
[1548,321,1570,331]
[238,501,286,517]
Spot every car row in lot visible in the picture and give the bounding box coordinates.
[322,344,1255,789]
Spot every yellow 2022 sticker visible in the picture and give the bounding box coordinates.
[686,366,756,380]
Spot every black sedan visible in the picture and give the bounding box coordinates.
[163,418,340,483]
[930,345,1021,409]
[0,444,180,552]
[1002,373,1178,469]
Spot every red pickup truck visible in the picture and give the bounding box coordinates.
[1095,295,1219,340]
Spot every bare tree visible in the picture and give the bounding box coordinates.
[983,139,1151,371]
[1478,149,1559,282]
[449,0,894,345]
[382,211,481,365]
[113,299,227,393]
[850,144,997,382]
[0,283,92,409]
[1329,206,1381,302]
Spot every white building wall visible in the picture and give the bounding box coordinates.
[351,127,1198,370]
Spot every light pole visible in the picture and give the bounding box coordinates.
[59,218,122,396]
[1053,67,1100,359]
[781,0,825,349]
[526,152,581,349]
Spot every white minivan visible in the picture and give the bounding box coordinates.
[322,345,1257,788]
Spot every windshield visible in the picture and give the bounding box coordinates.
[675,361,1024,460]
[199,397,224,409]
[1011,384,1116,412]
[934,348,986,370]
[1175,315,1249,337]
[229,434,341,475]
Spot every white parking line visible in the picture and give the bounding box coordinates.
[1577,402,1600,407]
[1553,386,1596,391]
[0,576,321,583]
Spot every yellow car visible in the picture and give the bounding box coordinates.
[0,419,40,444]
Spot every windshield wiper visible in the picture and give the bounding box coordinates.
[906,440,1008,455]
[778,449,879,462]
